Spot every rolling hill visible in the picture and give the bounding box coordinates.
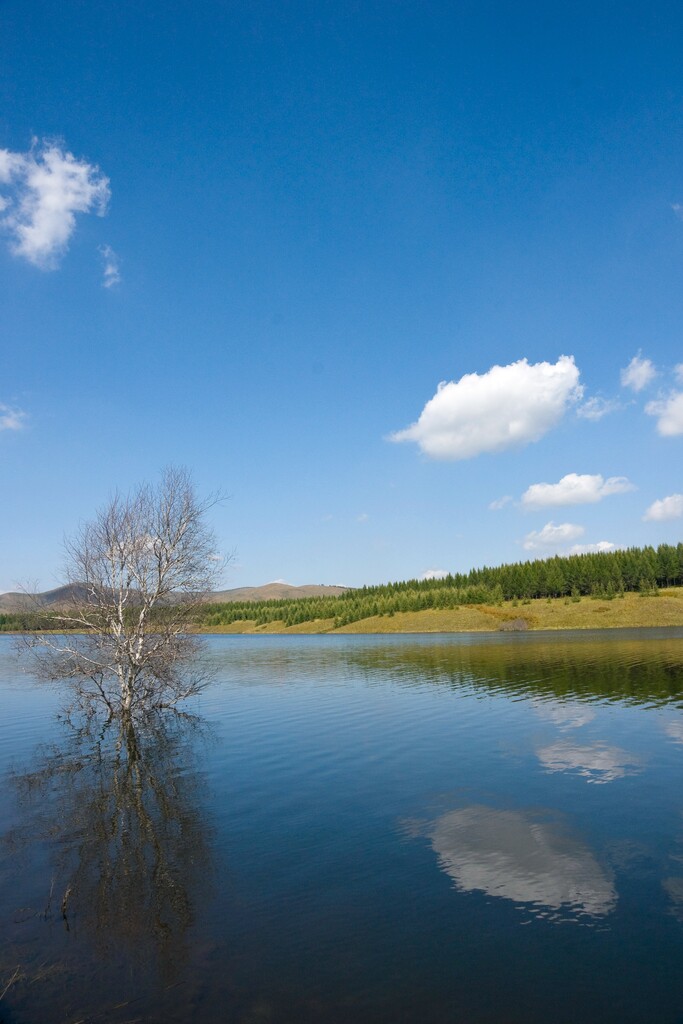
[0,581,351,612]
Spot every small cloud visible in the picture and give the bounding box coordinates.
[99,244,121,288]
[522,521,584,552]
[646,391,683,436]
[577,396,621,421]
[389,355,582,461]
[672,203,683,221]
[489,495,512,510]
[675,364,683,385]
[321,513,334,522]
[0,403,26,431]
[0,139,110,269]
[521,473,635,510]
[357,512,369,523]
[620,353,656,392]
[420,568,449,580]
[643,494,683,522]
[570,541,617,555]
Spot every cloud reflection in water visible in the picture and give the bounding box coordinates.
[663,718,683,745]
[537,741,640,783]
[533,700,596,731]
[428,806,616,919]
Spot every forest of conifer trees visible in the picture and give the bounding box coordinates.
[196,543,683,630]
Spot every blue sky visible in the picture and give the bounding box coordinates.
[1,0,682,591]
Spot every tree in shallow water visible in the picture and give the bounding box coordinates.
[25,466,224,719]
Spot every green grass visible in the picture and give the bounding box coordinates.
[197,589,683,634]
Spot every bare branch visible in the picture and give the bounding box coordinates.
[23,467,226,719]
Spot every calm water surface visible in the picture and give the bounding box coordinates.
[1,630,683,1023]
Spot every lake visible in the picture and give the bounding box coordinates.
[1,629,683,1023]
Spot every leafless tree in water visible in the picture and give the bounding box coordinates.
[24,467,225,718]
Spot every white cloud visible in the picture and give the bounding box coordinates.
[576,396,621,421]
[569,541,617,555]
[0,140,110,268]
[420,568,449,580]
[99,244,121,288]
[390,355,582,461]
[0,149,24,187]
[356,512,369,523]
[489,495,512,510]
[645,391,683,436]
[672,203,683,221]
[521,473,635,509]
[675,364,683,385]
[0,403,26,431]
[522,521,584,552]
[620,353,656,392]
[643,494,683,522]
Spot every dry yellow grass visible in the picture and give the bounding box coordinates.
[199,589,683,635]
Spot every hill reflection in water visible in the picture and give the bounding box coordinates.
[200,628,683,706]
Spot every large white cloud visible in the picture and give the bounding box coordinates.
[643,494,683,522]
[645,391,683,436]
[0,140,110,268]
[390,355,582,460]
[620,353,656,392]
[522,521,584,552]
[521,473,634,509]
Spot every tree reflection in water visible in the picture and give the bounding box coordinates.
[4,709,213,1020]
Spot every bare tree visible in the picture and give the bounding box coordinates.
[25,467,224,718]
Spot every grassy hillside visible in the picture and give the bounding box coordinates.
[198,589,683,634]
[195,544,683,632]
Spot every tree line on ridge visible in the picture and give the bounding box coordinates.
[197,543,683,630]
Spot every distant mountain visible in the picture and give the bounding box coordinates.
[0,581,351,613]
[0,584,93,612]
[208,583,351,603]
